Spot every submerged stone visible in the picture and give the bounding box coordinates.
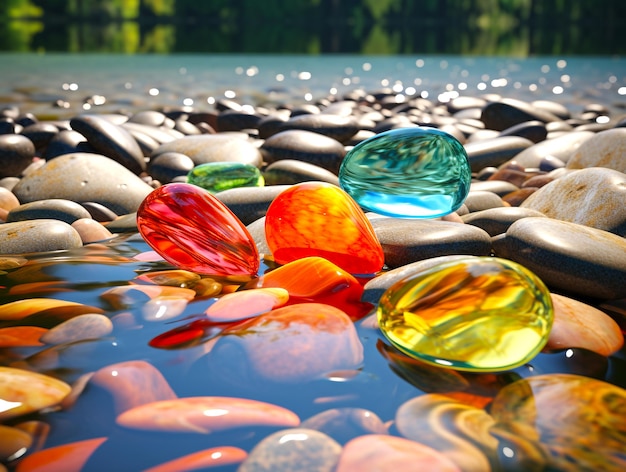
[377,256,553,372]
[338,127,471,218]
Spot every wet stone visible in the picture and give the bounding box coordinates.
[521,167,626,236]
[70,114,146,174]
[263,159,340,186]
[239,428,342,472]
[6,198,92,224]
[147,152,195,185]
[372,218,492,269]
[0,134,35,178]
[339,127,471,218]
[152,134,262,168]
[40,313,113,345]
[278,113,359,143]
[494,217,626,299]
[12,153,154,215]
[0,219,83,254]
[464,136,534,172]
[260,129,346,174]
[463,190,505,212]
[462,206,546,236]
[214,185,291,226]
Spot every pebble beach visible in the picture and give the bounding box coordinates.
[0,53,625,471]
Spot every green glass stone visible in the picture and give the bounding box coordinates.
[377,256,553,372]
[187,162,264,193]
[339,127,471,218]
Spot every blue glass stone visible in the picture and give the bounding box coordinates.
[339,127,471,218]
[187,162,264,193]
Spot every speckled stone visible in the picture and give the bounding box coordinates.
[260,130,346,174]
[462,206,546,236]
[214,185,291,226]
[11,153,154,215]
[263,159,340,186]
[493,217,626,299]
[362,255,472,304]
[0,134,35,178]
[464,136,534,172]
[7,199,92,224]
[566,128,626,173]
[0,219,83,254]
[372,219,492,269]
[521,167,626,236]
[40,313,113,345]
[151,134,262,168]
[70,114,146,174]
[238,428,342,472]
[278,114,359,143]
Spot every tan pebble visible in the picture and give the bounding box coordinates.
[441,212,463,223]
[336,434,460,471]
[141,297,188,322]
[40,313,113,345]
[71,218,114,244]
[566,128,626,173]
[0,187,20,212]
[521,167,626,236]
[545,293,624,356]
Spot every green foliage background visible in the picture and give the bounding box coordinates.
[1,0,624,55]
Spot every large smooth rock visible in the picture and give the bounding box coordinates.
[493,217,626,299]
[372,219,492,269]
[11,153,154,215]
[151,133,262,167]
[521,167,626,236]
[70,114,146,174]
[0,134,35,178]
[7,198,92,224]
[566,128,626,173]
[0,219,83,254]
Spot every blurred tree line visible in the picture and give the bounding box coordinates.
[1,0,624,55]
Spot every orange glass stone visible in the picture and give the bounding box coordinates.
[264,182,384,275]
[255,256,373,320]
[144,446,247,472]
[15,437,107,472]
[137,183,259,277]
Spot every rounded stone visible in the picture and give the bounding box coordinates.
[152,134,262,168]
[214,185,291,226]
[566,128,626,173]
[0,187,20,212]
[462,191,505,213]
[263,159,340,186]
[462,207,546,236]
[239,428,341,472]
[40,313,113,345]
[260,129,346,174]
[42,129,94,160]
[504,131,594,169]
[0,134,35,178]
[377,256,553,372]
[480,98,561,131]
[339,127,471,218]
[71,218,114,243]
[147,152,195,184]
[11,153,154,215]
[279,113,359,143]
[498,120,548,143]
[372,218,492,269]
[464,136,534,172]
[494,217,626,299]
[187,162,263,193]
[7,198,92,224]
[521,167,626,236]
[70,114,146,174]
[20,122,59,150]
[0,219,83,254]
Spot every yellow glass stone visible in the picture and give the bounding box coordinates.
[377,256,553,372]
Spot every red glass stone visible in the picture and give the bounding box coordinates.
[137,183,259,277]
[264,182,384,275]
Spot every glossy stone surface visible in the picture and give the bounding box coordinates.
[338,127,471,218]
[490,374,626,471]
[187,162,264,193]
[377,256,553,372]
[265,182,384,274]
[137,182,259,277]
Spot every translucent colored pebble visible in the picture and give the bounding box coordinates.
[137,183,259,277]
[187,161,264,193]
[264,182,384,275]
[143,446,248,472]
[339,127,471,218]
[14,437,107,472]
[377,256,554,372]
[255,256,373,320]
